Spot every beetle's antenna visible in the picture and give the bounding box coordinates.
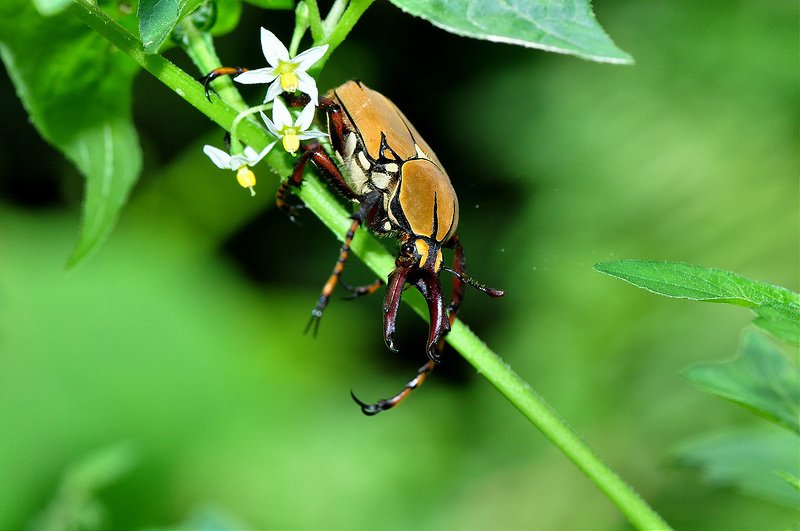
[442,267,504,298]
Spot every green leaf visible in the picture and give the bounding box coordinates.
[139,0,206,53]
[683,332,800,435]
[594,260,800,345]
[209,0,243,36]
[387,0,632,64]
[673,427,800,508]
[0,0,142,268]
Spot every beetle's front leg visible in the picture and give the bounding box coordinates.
[306,190,383,335]
[198,67,249,100]
[277,141,357,222]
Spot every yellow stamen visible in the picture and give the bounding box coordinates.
[282,132,300,154]
[236,166,257,196]
[280,71,299,92]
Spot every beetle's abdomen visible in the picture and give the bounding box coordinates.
[389,159,459,243]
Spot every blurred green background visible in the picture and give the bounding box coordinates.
[1,0,797,528]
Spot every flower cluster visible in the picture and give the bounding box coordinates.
[203,28,329,194]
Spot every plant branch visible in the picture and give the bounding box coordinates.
[304,0,325,43]
[68,1,671,528]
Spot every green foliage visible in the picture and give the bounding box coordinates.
[139,0,206,52]
[0,0,142,268]
[673,427,800,508]
[596,258,799,515]
[31,445,137,531]
[388,0,632,64]
[595,260,800,345]
[683,332,800,435]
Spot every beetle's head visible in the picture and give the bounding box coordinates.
[383,234,505,363]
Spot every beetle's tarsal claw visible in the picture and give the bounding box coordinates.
[304,311,322,337]
[198,74,218,102]
[350,391,383,416]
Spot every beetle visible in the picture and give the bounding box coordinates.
[203,76,504,414]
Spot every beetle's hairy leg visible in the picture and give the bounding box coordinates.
[445,234,467,318]
[340,279,384,300]
[198,67,249,101]
[306,191,383,336]
[276,147,312,223]
[277,142,354,223]
[351,359,436,416]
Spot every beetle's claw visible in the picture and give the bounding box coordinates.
[384,333,399,353]
[426,346,442,363]
[304,311,322,337]
[198,74,219,102]
[350,391,384,416]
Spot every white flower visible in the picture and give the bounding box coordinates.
[234,27,329,104]
[203,143,274,196]
[260,98,327,155]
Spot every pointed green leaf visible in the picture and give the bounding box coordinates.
[139,0,206,53]
[0,0,142,267]
[388,0,633,64]
[683,332,800,435]
[674,428,800,508]
[594,260,800,345]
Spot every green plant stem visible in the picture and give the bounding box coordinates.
[69,1,671,529]
[308,0,374,75]
[322,0,349,35]
[304,0,325,43]
[320,0,372,50]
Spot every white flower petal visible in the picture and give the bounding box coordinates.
[271,97,293,129]
[229,153,250,168]
[263,78,284,102]
[203,145,234,169]
[292,44,329,71]
[295,101,317,131]
[260,27,290,66]
[253,140,278,163]
[260,111,281,138]
[234,67,277,85]
[296,71,319,104]
[242,146,260,162]
[298,130,329,140]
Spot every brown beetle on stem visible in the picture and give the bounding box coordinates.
[203,75,504,414]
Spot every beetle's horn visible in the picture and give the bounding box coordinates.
[383,265,411,353]
[414,271,449,363]
[383,266,449,363]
